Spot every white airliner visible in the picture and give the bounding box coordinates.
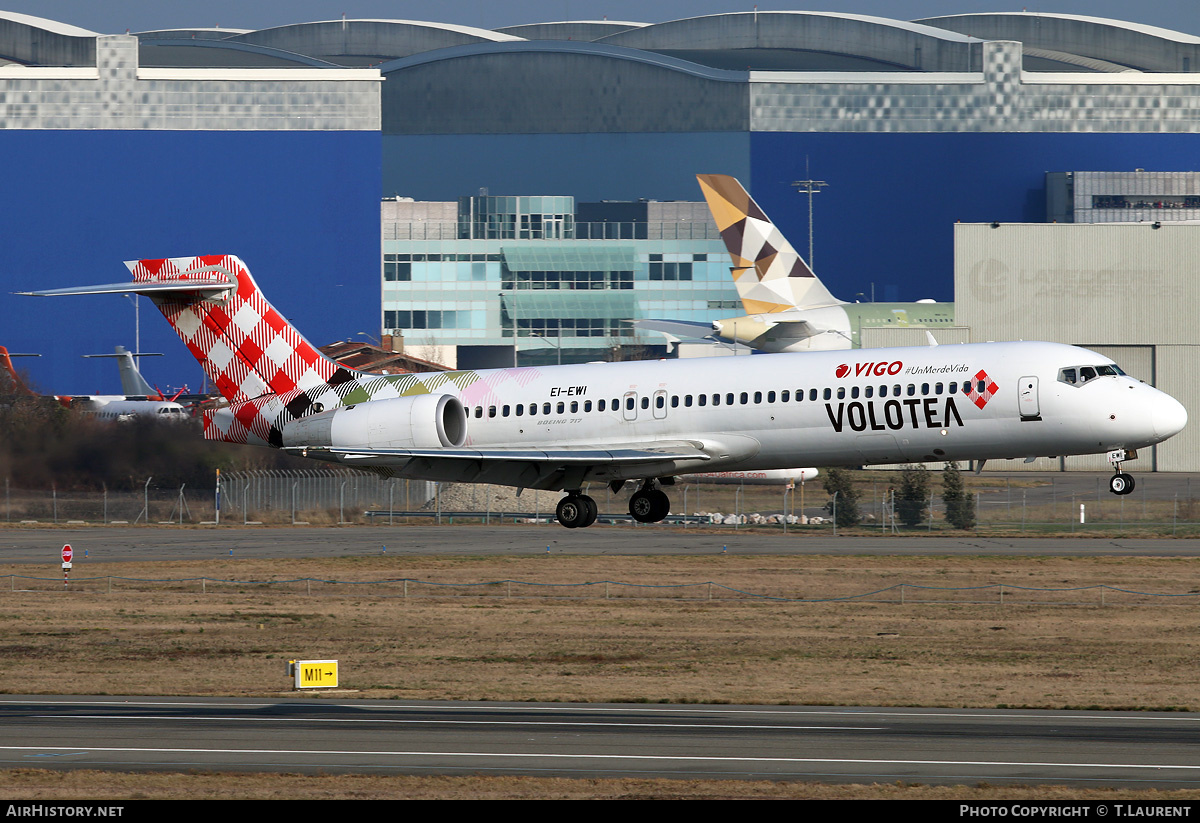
[83,345,165,397]
[0,343,187,421]
[56,393,188,422]
[636,174,953,352]
[679,468,818,486]
[73,346,190,421]
[23,255,1186,527]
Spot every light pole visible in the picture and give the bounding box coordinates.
[123,293,140,370]
[790,159,827,270]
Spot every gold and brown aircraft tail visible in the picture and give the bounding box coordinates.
[697,174,840,314]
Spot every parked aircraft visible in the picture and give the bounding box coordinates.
[72,345,191,421]
[636,174,953,352]
[23,255,1186,526]
[679,468,818,486]
[82,345,165,397]
[1,343,189,421]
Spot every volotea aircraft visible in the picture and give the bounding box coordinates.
[635,174,953,352]
[24,255,1186,526]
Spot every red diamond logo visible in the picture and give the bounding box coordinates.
[965,369,998,409]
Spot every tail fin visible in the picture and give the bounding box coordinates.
[112,346,158,397]
[127,255,352,404]
[82,346,160,396]
[0,346,36,396]
[696,174,840,313]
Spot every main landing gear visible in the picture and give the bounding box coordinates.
[556,492,598,529]
[628,480,670,524]
[554,480,673,528]
[1108,449,1136,496]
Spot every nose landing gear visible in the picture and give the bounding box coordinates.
[1107,449,1136,496]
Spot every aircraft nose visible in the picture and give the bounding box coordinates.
[1152,393,1188,441]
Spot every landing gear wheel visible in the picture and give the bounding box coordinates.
[1109,473,1135,496]
[556,495,589,528]
[629,489,670,523]
[578,494,598,527]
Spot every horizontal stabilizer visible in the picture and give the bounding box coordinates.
[761,320,820,341]
[18,279,234,298]
[631,319,717,341]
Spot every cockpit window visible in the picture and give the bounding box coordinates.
[1059,363,1126,386]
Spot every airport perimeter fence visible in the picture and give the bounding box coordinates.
[5,572,1200,609]
[1,470,435,526]
[3,470,1200,534]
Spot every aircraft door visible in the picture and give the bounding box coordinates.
[652,390,668,420]
[1018,375,1041,420]
[623,391,638,421]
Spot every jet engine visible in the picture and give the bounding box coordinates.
[281,393,467,450]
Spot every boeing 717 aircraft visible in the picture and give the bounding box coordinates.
[636,174,953,352]
[24,255,1186,527]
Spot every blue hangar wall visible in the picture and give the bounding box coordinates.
[748,132,1200,304]
[384,131,1200,308]
[382,133,751,203]
[3,130,382,395]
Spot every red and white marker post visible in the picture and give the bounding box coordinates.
[61,543,72,589]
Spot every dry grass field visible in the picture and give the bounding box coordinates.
[3,552,1200,799]
[0,554,1197,707]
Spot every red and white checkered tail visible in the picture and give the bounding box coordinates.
[127,255,344,405]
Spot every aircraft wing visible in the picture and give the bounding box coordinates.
[630,319,716,341]
[288,440,716,489]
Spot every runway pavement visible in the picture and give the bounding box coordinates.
[1,696,1198,787]
[1,525,1200,563]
